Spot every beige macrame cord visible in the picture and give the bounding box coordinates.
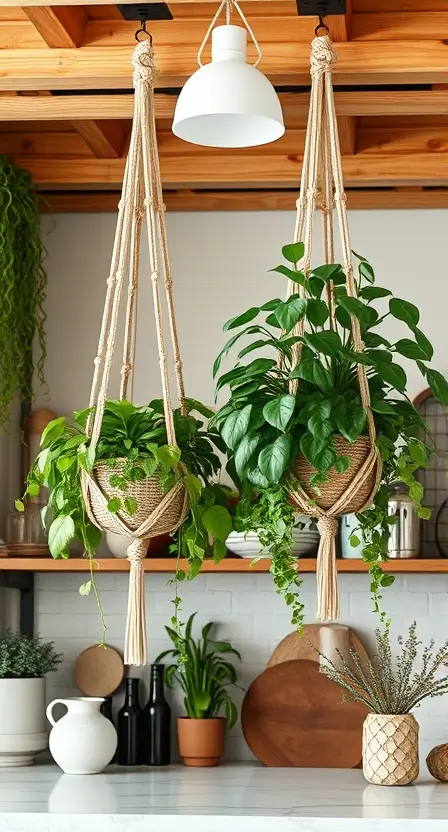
[286,35,382,621]
[81,40,188,666]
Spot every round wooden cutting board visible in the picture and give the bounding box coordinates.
[75,645,124,697]
[241,659,368,768]
[267,624,370,669]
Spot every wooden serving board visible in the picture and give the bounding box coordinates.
[241,659,368,768]
[267,624,370,669]
[75,645,124,697]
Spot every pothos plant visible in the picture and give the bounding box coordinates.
[18,398,233,640]
[213,241,447,628]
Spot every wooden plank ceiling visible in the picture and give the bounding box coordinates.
[0,0,448,210]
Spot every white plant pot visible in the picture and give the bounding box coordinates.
[106,531,134,558]
[226,515,319,558]
[0,677,47,766]
[47,697,117,775]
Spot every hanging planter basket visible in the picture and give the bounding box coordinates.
[279,33,382,621]
[80,39,189,666]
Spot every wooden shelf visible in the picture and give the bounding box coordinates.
[0,557,447,573]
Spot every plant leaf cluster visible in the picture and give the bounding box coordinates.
[156,612,241,728]
[320,622,448,714]
[214,241,446,624]
[0,631,62,678]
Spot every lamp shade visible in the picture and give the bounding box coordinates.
[172,25,285,148]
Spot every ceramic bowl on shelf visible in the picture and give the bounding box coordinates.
[226,516,319,558]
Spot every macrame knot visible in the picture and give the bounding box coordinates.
[317,515,339,539]
[310,34,337,77]
[132,40,157,86]
[127,537,147,563]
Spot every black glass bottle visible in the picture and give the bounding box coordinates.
[117,678,143,766]
[144,664,171,766]
[101,697,116,763]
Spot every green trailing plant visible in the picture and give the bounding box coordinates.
[0,631,62,678]
[320,622,448,714]
[0,157,47,426]
[18,398,233,640]
[156,612,240,728]
[213,241,447,627]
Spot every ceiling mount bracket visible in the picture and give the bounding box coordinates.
[296,1,346,15]
[116,2,173,21]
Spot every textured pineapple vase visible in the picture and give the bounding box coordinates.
[363,713,419,786]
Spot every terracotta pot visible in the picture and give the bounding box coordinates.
[363,713,419,786]
[177,717,225,767]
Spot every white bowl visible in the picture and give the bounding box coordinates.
[106,532,134,558]
[226,517,319,558]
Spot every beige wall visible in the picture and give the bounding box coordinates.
[36,209,448,417]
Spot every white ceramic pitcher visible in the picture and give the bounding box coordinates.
[46,697,117,775]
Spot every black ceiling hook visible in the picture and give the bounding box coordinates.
[135,17,153,43]
[315,13,330,36]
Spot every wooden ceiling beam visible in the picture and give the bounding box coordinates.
[327,0,352,42]
[12,153,448,188]
[39,188,448,213]
[1,41,448,90]
[23,7,86,48]
[352,12,448,41]
[71,119,127,157]
[1,90,447,122]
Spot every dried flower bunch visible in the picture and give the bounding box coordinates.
[0,631,62,678]
[320,623,448,714]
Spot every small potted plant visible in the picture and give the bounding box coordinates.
[213,242,447,626]
[0,631,62,767]
[320,622,448,786]
[156,613,240,767]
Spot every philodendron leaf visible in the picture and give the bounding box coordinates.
[412,327,433,361]
[304,330,343,357]
[282,242,305,264]
[48,515,75,557]
[360,286,392,301]
[262,394,295,431]
[380,362,407,393]
[223,307,260,331]
[426,368,448,405]
[222,405,252,450]
[359,260,375,284]
[389,298,420,328]
[235,433,261,476]
[275,297,307,332]
[306,298,329,327]
[394,339,429,361]
[202,505,233,542]
[299,431,328,466]
[258,435,292,484]
[311,264,344,283]
[270,265,306,286]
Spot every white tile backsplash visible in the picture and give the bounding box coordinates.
[35,570,448,762]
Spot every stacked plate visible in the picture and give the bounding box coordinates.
[226,516,319,558]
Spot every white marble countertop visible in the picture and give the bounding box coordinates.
[0,762,448,832]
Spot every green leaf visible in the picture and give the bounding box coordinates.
[307,400,332,439]
[275,296,307,332]
[381,574,395,588]
[307,276,324,298]
[350,533,360,547]
[258,435,292,484]
[408,442,430,469]
[270,265,306,286]
[338,296,376,330]
[79,580,92,597]
[213,326,264,377]
[221,405,252,451]
[48,515,75,557]
[246,462,269,489]
[311,264,343,283]
[299,431,328,466]
[223,307,260,332]
[409,481,424,504]
[15,499,25,512]
[262,394,295,431]
[304,330,343,357]
[394,339,429,361]
[184,473,202,506]
[124,497,137,516]
[360,286,391,301]
[107,497,121,513]
[334,399,366,443]
[261,298,282,311]
[351,249,369,263]
[370,398,396,414]
[380,362,407,393]
[27,482,40,496]
[335,456,350,473]
[235,433,261,476]
[183,398,214,419]
[389,298,420,328]
[141,455,158,478]
[359,260,375,284]
[335,306,351,330]
[366,349,392,364]
[426,368,448,405]
[364,333,391,349]
[412,327,433,361]
[418,506,431,521]
[156,444,181,469]
[202,505,233,542]
[265,312,282,329]
[306,298,329,327]
[282,242,305,264]
[40,416,66,449]
[56,456,75,474]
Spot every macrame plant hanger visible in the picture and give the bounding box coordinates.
[81,33,188,667]
[285,25,382,622]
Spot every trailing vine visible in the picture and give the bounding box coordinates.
[0,157,47,425]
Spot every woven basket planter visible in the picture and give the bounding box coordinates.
[290,435,378,513]
[90,459,186,537]
[363,713,419,786]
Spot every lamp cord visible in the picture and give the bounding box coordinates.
[197,0,263,68]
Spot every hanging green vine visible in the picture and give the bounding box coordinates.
[0,157,47,426]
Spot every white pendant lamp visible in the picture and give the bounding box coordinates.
[172,1,285,148]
